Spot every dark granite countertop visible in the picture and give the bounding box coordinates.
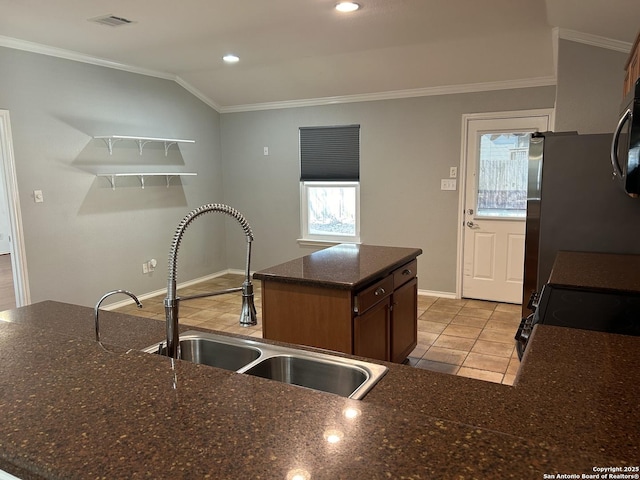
[253,244,422,289]
[0,300,638,479]
[548,251,640,293]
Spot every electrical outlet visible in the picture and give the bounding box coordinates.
[441,179,457,191]
[142,259,157,274]
[449,167,457,178]
[34,190,44,203]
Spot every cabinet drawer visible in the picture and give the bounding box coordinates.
[355,276,393,314]
[393,259,417,288]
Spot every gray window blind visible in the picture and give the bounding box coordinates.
[300,124,360,181]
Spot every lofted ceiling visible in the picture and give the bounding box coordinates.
[0,0,638,112]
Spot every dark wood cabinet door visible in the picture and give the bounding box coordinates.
[391,278,417,363]
[354,297,391,361]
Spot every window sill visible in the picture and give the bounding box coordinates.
[297,238,361,248]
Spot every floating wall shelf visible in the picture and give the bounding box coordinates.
[94,135,196,156]
[97,172,197,190]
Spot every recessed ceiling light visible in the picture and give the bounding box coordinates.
[223,54,240,63]
[335,2,360,12]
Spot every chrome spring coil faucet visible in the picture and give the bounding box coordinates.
[164,204,257,359]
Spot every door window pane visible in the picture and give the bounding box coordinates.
[476,133,529,218]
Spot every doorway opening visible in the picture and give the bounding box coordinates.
[0,110,31,308]
[457,110,552,304]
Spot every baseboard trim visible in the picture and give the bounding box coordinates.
[102,269,243,310]
[418,289,457,299]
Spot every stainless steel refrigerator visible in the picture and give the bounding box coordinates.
[522,131,640,317]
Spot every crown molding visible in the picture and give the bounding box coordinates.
[174,76,222,112]
[1,34,558,115]
[557,28,633,53]
[0,35,175,80]
[217,76,557,113]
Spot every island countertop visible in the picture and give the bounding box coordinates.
[253,244,422,289]
[0,301,638,479]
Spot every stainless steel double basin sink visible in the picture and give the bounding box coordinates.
[143,331,388,400]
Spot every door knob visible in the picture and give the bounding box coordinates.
[466,221,478,228]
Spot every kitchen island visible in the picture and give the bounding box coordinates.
[0,300,638,479]
[254,244,422,363]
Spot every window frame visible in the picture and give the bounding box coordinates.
[299,181,361,245]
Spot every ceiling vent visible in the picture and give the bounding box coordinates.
[88,14,135,27]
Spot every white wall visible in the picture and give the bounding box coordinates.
[0,47,225,307]
[554,39,628,134]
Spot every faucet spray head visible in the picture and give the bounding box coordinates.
[240,281,258,326]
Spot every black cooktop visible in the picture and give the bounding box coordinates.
[534,284,640,336]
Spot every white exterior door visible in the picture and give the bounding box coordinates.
[461,112,550,304]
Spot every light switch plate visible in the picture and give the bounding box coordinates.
[34,190,44,203]
[449,167,457,178]
[441,179,457,191]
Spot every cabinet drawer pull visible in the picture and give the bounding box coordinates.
[402,269,412,276]
[374,287,386,296]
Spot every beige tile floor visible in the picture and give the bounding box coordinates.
[411,295,521,385]
[115,273,521,386]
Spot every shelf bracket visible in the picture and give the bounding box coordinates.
[137,175,146,189]
[136,140,153,156]
[105,175,116,191]
[164,141,178,156]
[101,138,124,155]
